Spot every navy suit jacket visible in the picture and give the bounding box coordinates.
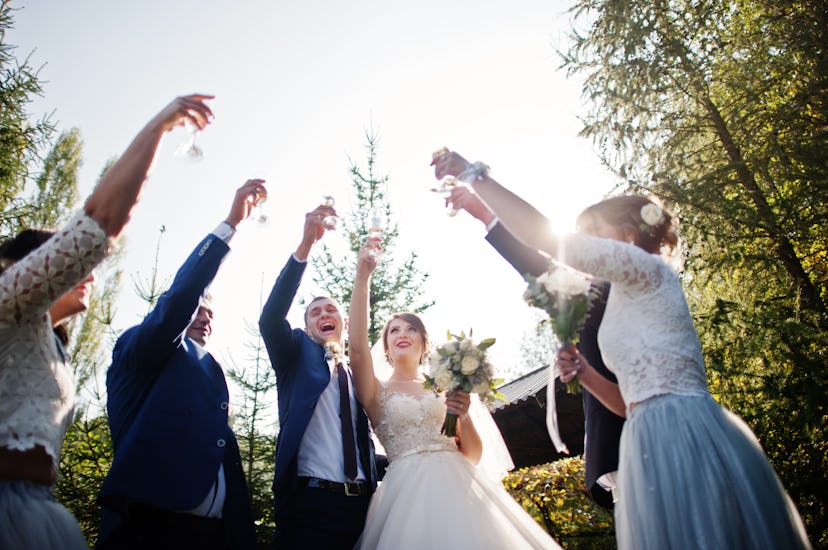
[99,234,255,547]
[259,255,377,516]
[486,222,624,508]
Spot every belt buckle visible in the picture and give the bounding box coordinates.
[344,481,361,497]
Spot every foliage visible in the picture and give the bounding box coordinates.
[225,307,279,546]
[561,0,827,543]
[56,415,113,548]
[515,310,556,380]
[309,130,434,346]
[503,457,615,549]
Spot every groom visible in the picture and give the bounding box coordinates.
[448,185,625,509]
[259,203,378,549]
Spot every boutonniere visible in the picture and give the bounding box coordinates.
[324,341,344,364]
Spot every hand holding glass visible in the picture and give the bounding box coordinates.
[431,177,461,216]
[366,209,385,261]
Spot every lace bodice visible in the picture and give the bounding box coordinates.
[0,212,111,462]
[373,383,457,462]
[564,234,709,409]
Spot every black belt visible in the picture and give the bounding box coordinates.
[297,476,370,497]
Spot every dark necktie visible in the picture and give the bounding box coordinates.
[336,363,358,480]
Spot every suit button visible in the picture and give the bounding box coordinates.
[217,439,226,448]
[220,402,229,410]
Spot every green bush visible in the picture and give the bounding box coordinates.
[503,457,616,549]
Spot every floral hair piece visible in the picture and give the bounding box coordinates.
[639,203,665,234]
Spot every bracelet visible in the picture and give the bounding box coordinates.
[458,161,489,182]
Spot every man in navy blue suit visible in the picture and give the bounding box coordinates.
[97,180,264,549]
[259,203,377,549]
[448,185,625,509]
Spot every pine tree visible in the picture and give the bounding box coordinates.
[309,130,434,346]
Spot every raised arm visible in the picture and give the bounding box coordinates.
[347,238,384,423]
[116,179,264,371]
[433,150,560,260]
[84,94,214,237]
[448,185,549,278]
[259,203,337,372]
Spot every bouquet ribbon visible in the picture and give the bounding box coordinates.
[545,362,569,454]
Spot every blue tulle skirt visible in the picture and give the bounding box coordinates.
[0,480,88,549]
[615,394,810,549]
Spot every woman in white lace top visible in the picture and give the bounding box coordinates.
[0,94,214,549]
[432,149,811,549]
[348,238,561,549]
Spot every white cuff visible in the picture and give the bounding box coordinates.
[291,252,308,264]
[485,216,500,233]
[211,222,236,244]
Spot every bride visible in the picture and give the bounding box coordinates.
[348,238,560,549]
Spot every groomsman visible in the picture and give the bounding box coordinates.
[97,180,264,549]
[259,203,378,549]
[448,185,624,508]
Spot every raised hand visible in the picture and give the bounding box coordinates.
[226,179,266,228]
[447,186,495,226]
[431,148,471,181]
[152,94,215,133]
[356,237,383,276]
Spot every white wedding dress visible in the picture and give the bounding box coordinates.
[356,382,560,550]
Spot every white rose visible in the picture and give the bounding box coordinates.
[435,370,453,389]
[640,203,664,226]
[460,355,480,375]
[460,339,475,353]
[544,267,591,296]
[471,380,491,395]
[444,341,459,354]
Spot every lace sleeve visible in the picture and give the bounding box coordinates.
[0,212,111,324]
[563,233,664,292]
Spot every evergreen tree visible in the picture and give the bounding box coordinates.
[310,130,434,346]
[561,0,827,542]
[225,278,278,545]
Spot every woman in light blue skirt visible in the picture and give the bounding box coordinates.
[432,151,811,548]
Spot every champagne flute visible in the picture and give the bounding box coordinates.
[175,120,204,161]
[366,208,385,261]
[252,187,269,225]
[322,195,338,230]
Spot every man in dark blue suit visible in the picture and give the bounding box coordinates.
[449,186,624,509]
[259,203,377,549]
[97,180,264,549]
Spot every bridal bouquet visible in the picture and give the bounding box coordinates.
[423,330,504,437]
[523,262,599,394]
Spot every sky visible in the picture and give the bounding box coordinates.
[8,1,617,410]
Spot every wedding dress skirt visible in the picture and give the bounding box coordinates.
[357,386,559,549]
[615,394,810,549]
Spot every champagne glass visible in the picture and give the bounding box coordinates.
[366,208,385,261]
[175,121,204,161]
[252,188,269,225]
[430,176,460,216]
[322,195,338,230]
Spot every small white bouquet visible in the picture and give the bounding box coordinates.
[423,330,504,437]
[523,262,599,394]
